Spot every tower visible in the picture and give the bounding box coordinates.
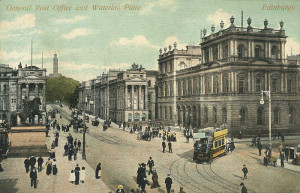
[53,53,58,77]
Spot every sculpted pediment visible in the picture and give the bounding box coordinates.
[250,59,272,65]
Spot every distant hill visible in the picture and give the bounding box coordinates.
[46,75,79,108]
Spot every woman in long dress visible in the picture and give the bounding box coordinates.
[151,168,160,188]
[95,163,101,179]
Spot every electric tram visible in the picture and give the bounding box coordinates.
[193,127,228,162]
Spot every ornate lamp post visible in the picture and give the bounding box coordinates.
[260,83,272,151]
[82,95,90,160]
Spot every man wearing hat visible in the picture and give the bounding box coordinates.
[242,164,248,180]
[116,185,125,193]
[240,182,247,193]
[165,174,172,193]
[147,157,155,175]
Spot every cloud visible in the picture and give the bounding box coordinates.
[56,16,88,24]
[140,0,176,15]
[286,38,300,56]
[61,28,94,39]
[207,9,232,29]
[0,14,36,33]
[109,35,159,49]
[28,29,43,35]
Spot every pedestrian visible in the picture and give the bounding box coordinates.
[284,145,289,162]
[55,136,58,147]
[242,164,248,180]
[257,142,262,156]
[179,187,186,193]
[80,167,86,183]
[29,167,38,188]
[95,163,102,179]
[69,170,75,184]
[280,153,285,168]
[116,185,125,193]
[147,157,154,175]
[53,164,58,175]
[74,164,80,185]
[140,177,150,193]
[24,157,30,173]
[74,139,77,148]
[281,134,284,142]
[46,160,52,175]
[74,147,78,160]
[278,143,283,153]
[37,155,43,172]
[64,143,68,156]
[151,168,160,189]
[165,174,172,193]
[29,155,36,170]
[240,182,247,193]
[251,137,256,146]
[78,140,81,151]
[162,141,166,153]
[168,141,173,153]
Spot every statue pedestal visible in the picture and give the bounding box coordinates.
[7,126,48,157]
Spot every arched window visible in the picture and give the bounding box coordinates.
[204,49,209,63]
[159,106,162,118]
[222,107,227,123]
[274,108,280,125]
[214,76,219,93]
[169,107,173,120]
[134,113,140,122]
[238,45,245,59]
[240,108,246,125]
[271,77,279,93]
[188,79,193,95]
[193,78,198,95]
[238,78,245,94]
[289,107,296,124]
[257,107,264,125]
[271,46,278,59]
[223,74,229,92]
[128,113,132,122]
[165,106,168,119]
[142,113,146,121]
[287,76,296,93]
[255,45,262,59]
[165,83,169,97]
[255,74,264,92]
[205,76,211,94]
[213,46,218,61]
[204,107,208,123]
[213,107,217,124]
[223,45,228,59]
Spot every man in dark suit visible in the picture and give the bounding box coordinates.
[168,142,172,153]
[30,168,38,188]
[147,157,154,175]
[37,155,44,172]
[162,141,166,153]
[29,155,36,170]
[165,174,172,193]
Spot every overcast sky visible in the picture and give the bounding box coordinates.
[0,0,299,81]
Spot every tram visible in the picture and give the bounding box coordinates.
[193,127,228,162]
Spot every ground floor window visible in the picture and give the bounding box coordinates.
[128,113,132,122]
[134,113,140,122]
[142,113,146,121]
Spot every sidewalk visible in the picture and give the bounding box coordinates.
[0,122,111,193]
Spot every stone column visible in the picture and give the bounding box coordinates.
[42,84,46,110]
[145,86,148,109]
[35,84,38,97]
[138,85,142,109]
[131,85,134,109]
[25,84,29,100]
[125,85,128,110]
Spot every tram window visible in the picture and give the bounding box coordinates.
[218,140,221,147]
[222,139,224,145]
[214,141,217,148]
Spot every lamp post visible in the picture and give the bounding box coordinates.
[82,95,89,160]
[260,84,272,150]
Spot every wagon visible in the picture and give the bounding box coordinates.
[263,156,277,166]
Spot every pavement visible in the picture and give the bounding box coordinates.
[0,110,111,193]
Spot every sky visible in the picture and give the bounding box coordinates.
[0,0,299,81]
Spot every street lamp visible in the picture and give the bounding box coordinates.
[82,95,89,160]
[260,86,272,151]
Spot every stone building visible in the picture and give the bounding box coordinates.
[78,64,158,125]
[0,63,47,124]
[157,17,300,135]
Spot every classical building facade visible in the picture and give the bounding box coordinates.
[0,63,47,124]
[78,64,158,125]
[157,17,300,135]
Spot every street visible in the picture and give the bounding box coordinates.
[57,105,300,193]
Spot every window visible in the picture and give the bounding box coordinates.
[274,108,279,125]
[205,76,211,94]
[165,107,168,119]
[223,75,229,92]
[271,46,278,59]
[169,107,173,120]
[255,45,262,59]
[3,85,7,94]
[213,107,217,124]
[205,50,209,63]
[188,79,192,95]
[193,78,198,95]
[255,78,262,92]
[142,113,146,121]
[134,113,140,122]
[214,77,219,93]
[204,107,208,123]
[180,62,187,70]
[238,45,245,59]
[271,79,278,93]
[148,81,151,87]
[222,107,227,123]
[165,83,169,97]
[240,108,246,125]
[287,79,292,93]
[213,46,218,61]
[238,79,244,94]
[223,45,228,59]
[289,107,296,124]
[257,107,263,125]
[214,141,218,148]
